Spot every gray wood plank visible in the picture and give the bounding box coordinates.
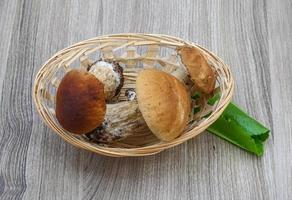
[0,0,18,102]
[0,0,291,199]
[267,1,292,199]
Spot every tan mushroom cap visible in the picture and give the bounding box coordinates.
[136,69,191,141]
[56,70,106,134]
[178,46,216,94]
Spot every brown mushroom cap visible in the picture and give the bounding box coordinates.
[178,46,216,94]
[56,70,106,134]
[136,69,191,141]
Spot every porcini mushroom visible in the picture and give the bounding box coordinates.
[88,60,124,101]
[136,69,191,141]
[177,46,216,94]
[87,69,191,143]
[56,70,106,134]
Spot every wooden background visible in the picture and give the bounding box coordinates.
[0,0,291,199]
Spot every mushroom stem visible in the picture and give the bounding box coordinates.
[86,101,151,143]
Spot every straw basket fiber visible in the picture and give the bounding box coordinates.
[33,33,234,157]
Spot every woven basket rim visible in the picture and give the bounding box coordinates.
[33,33,234,157]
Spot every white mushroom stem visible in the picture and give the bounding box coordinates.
[87,101,151,143]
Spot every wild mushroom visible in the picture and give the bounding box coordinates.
[56,70,106,134]
[88,60,124,101]
[136,69,191,141]
[177,46,216,94]
[87,69,191,143]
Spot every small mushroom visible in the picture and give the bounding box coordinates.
[56,70,106,134]
[88,60,124,101]
[177,46,216,94]
[136,69,191,141]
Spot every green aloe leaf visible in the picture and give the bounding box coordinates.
[207,102,270,156]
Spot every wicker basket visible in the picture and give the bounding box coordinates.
[33,33,234,157]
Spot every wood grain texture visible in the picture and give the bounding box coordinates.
[0,0,291,199]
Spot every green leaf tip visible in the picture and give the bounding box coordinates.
[207,102,270,156]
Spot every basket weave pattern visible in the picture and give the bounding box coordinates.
[33,34,234,157]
